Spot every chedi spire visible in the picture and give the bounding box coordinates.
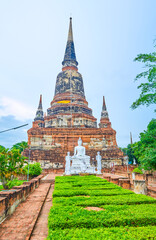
[62,17,78,70]
[99,96,111,128]
[101,96,108,118]
[34,95,44,121]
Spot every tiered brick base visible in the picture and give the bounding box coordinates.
[24,127,124,170]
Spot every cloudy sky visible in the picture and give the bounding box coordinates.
[0,0,155,148]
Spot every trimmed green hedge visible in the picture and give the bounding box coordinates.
[53,193,156,207]
[55,175,105,183]
[54,183,120,190]
[48,204,156,229]
[47,226,156,240]
[53,188,134,197]
[47,175,156,240]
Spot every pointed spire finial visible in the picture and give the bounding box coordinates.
[68,17,73,42]
[99,96,111,128]
[34,95,44,121]
[102,96,107,111]
[101,96,108,119]
[38,94,43,109]
[62,18,78,70]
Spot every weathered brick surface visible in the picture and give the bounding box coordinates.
[30,184,54,240]
[24,127,124,170]
[0,183,50,240]
[119,179,131,189]
[147,186,156,198]
[110,177,119,185]
[103,171,156,197]
[0,175,43,223]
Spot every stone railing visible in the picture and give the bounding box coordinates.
[0,175,43,224]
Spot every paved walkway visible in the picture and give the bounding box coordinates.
[30,184,54,240]
[0,183,51,240]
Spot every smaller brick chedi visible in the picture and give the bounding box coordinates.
[25,18,124,170]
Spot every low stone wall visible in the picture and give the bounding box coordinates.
[42,168,64,175]
[103,172,156,198]
[103,165,136,175]
[0,175,43,224]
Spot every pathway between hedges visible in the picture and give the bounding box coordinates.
[0,173,60,240]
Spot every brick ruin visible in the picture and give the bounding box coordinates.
[24,18,125,170]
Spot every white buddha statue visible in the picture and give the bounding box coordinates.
[74,137,86,157]
[65,137,96,174]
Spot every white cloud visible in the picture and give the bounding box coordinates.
[0,96,35,121]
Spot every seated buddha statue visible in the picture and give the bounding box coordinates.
[74,137,86,157]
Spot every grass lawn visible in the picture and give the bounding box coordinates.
[47,175,156,240]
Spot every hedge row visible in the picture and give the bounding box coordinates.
[53,193,156,206]
[54,183,120,190]
[47,175,156,239]
[53,188,134,197]
[47,226,156,240]
[48,204,156,229]
[55,175,105,183]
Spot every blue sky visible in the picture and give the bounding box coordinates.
[0,0,155,148]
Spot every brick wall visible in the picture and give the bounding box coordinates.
[0,175,43,224]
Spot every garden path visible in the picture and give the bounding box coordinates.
[0,173,62,240]
[0,182,51,240]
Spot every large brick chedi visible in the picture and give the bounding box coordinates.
[25,18,124,170]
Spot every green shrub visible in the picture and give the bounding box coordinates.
[23,162,42,177]
[0,178,25,190]
[47,175,156,239]
[53,188,134,198]
[55,175,101,183]
[48,204,156,229]
[6,178,25,189]
[53,193,156,207]
[47,226,156,240]
[132,168,143,174]
[54,182,119,190]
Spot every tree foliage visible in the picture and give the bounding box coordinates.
[132,119,156,170]
[11,141,28,153]
[131,44,156,111]
[121,144,138,164]
[0,145,27,189]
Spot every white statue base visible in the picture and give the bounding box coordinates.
[70,155,96,174]
[65,138,101,175]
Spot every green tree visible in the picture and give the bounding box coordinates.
[0,147,27,189]
[132,119,156,170]
[131,43,156,111]
[121,144,138,164]
[11,141,28,153]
